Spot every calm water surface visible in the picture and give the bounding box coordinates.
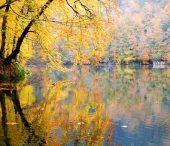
[0,65,170,146]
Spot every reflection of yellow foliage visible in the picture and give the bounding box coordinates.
[47,80,73,100]
[94,91,101,102]
[164,70,170,78]
[19,85,35,106]
[27,75,113,145]
[81,66,90,75]
[124,67,134,74]
[143,69,149,78]
[124,67,134,80]
[1,66,169,145]
[164,52,170,61]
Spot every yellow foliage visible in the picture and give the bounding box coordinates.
[19,85,35,106]
[0,0,117,68]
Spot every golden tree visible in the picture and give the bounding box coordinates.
[0,0,116,69]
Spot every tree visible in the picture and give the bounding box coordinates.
[0,0,116,68]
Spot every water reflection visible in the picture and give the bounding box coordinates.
[0,86,45,145]
[0,65,170,145]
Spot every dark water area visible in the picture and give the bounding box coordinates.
[0,65,170,146]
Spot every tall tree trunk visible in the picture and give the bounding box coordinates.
[0,0,11,58]
[4,0,54,64]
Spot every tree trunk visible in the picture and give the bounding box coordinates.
[0,0,11,58]
[4,20,34,64]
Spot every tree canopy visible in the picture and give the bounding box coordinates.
[0,0,116,70]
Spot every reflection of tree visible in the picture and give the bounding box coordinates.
[65,66,169,132]
[27,65,115,145]
[1,66,168,145]
[0,86,45,145]
[0,90,9,146]
[101,66,170,133]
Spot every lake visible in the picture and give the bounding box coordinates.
[0,65,170,146]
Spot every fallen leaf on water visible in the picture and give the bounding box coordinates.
[6,122,18,125]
